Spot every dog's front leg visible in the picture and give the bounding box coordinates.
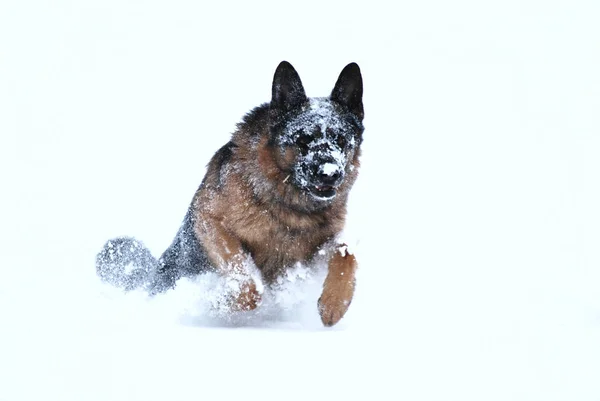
[197,218,263,312]
[318,244,357,327]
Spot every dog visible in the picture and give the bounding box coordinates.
[96,61,365,326]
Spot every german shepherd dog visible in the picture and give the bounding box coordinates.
[96,61,364,326]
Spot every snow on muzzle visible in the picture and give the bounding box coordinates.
[307,157,345,199]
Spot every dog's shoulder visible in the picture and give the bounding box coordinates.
[202,141,236,189]
[203,103,271,188]
[233,103,270,142]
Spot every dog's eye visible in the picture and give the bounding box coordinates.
[295,133,313,150]
[336,135,348,149]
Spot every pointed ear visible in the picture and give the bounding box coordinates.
[271,61,307,112]
[330,63,364,120]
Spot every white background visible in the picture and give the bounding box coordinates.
[1,0,599,400]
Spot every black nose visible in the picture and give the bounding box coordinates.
[319,170,341,185]
[311,164,343,185]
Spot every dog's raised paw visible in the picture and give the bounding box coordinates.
[318,293,352,327]
[318,247,357,327]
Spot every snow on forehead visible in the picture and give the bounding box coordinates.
[285,98,347,134]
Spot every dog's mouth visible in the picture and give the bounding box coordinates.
[309,185,336,200]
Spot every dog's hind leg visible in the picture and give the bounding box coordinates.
[144,249,181,296]
[145,208,213,296]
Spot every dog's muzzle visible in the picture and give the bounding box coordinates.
[308,161,344,200]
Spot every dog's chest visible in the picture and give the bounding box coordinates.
[239,218,330,283]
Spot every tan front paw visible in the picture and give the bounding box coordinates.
[318,246,357,326]
[318,290,353,327]
[229,280,262,312]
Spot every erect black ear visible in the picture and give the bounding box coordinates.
[271,61,307,112]
[330,63,364,120]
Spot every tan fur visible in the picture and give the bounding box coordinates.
[318,245,357,326]
[229,280,262,312]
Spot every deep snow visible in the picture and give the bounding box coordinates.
[1,0,600,400]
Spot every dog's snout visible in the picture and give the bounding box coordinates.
[312,162,343,185]
[320,170,341,185]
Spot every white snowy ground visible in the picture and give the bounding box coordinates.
[1,1,600,400]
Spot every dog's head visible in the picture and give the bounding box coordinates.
[268,62,364,204]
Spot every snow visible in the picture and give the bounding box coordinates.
[283,97,357,193]
[337,244,349,257]
[1,0,600,400]
[281,98,359,149]
[321,162,339,176]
